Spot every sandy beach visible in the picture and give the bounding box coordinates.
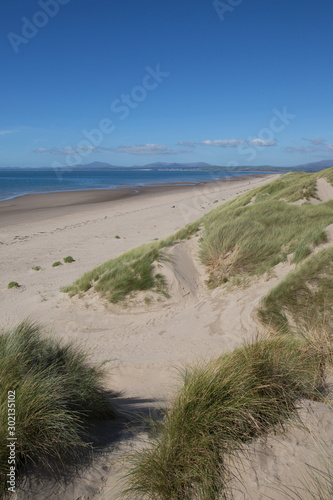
[2,172,333,500]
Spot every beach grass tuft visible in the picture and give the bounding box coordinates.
[258,246,333,333]
[124,332,332,499]
[7,282,19,289]
[63,220,200,303]
[200,196,333,288]
[197,169,333,287]
[0,321,117,495]
[63,256,75,263]
[52,261,62,267]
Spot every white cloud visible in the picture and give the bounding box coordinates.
[201,138,276,148]
[247,139,276,147]
[109,144,192,156]
[177,141,197,147]
[33,148,51,153]
[201,139,245,147]
[78,145,96,151]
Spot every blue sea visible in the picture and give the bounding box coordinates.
[0,169,265,201]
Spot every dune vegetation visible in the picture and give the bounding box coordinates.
[63,168,333,304]
[200,194,332,287]
[258,246,333,333]
[0,321,117,496]
[63,220,200,303]
[117,169,333,498]
[124,332,332,499]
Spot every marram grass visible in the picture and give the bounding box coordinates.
[63,168,333,303]
[0,321,117,495]
[124,333,332,499]
[63,220,200,303]
[258,246,333,333]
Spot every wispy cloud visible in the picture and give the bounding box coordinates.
[0,129,16,136]
[285,146,308,153]
[303,137,326,146]
[285,138,333,154]
[33,143,192,157]
[201,139,245,147]
[109,144,192,156]
[32,146,95,155]
[200,138,276,147]
[177,141,197,147]
[247,138,276,147]
[33,137,277,158]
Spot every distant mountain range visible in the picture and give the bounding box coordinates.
[290,159,333,171]
[78,159,333,172]
[2,159,333,172]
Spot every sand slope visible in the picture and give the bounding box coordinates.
[317,177,333,202]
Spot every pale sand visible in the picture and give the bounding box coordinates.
[2,173,333,499]
[317,177,333,202]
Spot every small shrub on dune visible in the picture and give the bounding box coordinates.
[0,321,117,495]
[125,334,332,499]
[63,256,75,263]
[7,282,19,289]
[52,261,62,267]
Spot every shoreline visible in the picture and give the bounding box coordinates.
[0,173,270,226]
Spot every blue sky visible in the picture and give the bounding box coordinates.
[1,0,333,168]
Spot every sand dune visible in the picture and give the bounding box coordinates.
[2,174,333,499]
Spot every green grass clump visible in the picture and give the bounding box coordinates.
[52,261,62,267]
[7,282,19,289]
[199,169,333,288]
[0,321,117,494]
[63,168,333,302]
[125,334,332,499]
[254,171,319,202]
[258,246,333,333]
[63,256,75,263]
[200,199,333,287]
[32,266,41,271]
[63,221,200,303]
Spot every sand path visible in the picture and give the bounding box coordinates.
[317,177,333,202]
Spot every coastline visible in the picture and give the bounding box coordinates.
[0,173,270,226]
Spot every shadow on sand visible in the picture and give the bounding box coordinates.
[14,393,165,500]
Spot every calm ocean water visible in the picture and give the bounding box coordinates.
[0,169,264,201]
